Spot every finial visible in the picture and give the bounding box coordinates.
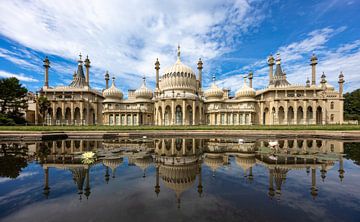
[177,44,181,61]
[276,53,281,64]
[79,53,82,61]
[212,74,216,83]
[243,75,247,84]
[142,76,146,85]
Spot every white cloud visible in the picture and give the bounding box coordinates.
[0,70,38,82]
[219,27,360,92]
[0,0,266,88]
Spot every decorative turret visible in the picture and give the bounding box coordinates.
[310,54,318,86]
[338,71,345,97]
[248,71,253,88]
[197,58,203,89]
[43,56,50,88]
[204,75,224,100]
[104,71,110,89]
[69,53,86,88]
[267,54,275,85]
[155,58,160,89]
[84,55,91,87]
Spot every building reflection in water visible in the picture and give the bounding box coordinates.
[0,137,347,205]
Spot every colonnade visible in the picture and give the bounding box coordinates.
[154,100,203,125]
[260,100,326,125]
[206,112,253,125]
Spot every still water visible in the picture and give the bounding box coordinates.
[0,136,359,222]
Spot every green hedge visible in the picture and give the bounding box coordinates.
[0,124,359,131]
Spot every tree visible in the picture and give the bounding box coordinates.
[344,88,360,121]
[0,143,28,178]
[344,142,360,166]
[38,95,51,124]
[0,77,28,124]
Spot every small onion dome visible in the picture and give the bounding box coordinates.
[235,77,255,99]
[102,157,123,171]
[204,154,224,172]
[134,155,153,170]
[103,77,123,101]
[135,77,153,99]
[235,154,256,172]
[204,75,224,99]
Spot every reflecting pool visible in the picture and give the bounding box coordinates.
[0,137,360,222]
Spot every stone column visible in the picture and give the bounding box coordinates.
[199,103,203,125]
[192,100,196,125]
[294,101,298,125]
[71,103,74,125]
[161,101,165,126]
[322,100,326,125]
[52,103,56,125]
[303,101,307,125]
[260,102,264,125]
[80,102,84,125]
[171,100,175,125]
[284,101,288,125]
[61,102,65,125]
[86,103,90,125]
[182,100,186,125]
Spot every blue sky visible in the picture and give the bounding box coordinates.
[0,0,359,95]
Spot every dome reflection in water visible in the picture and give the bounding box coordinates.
[0,137,359,222]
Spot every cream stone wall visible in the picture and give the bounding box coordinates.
[33,51,344,126]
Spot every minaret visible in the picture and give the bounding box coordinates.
[320,72,327,89]
[105,166,110,184]
[310,167,318,199]
[197,58,203,89]
[84,55,91,87]
[248,71,253,88]
[105,71,110,89]
[338,72,345,97]
[84,168,91,199]
[155,58,160,89]
[310,54,318,87]
[267,54,275,85]
[154,164,160,197]
[268,168,275,198]
[43,56,50,88]
[43,167,50,198]
[197,165,203,197]
[338,156,345,182]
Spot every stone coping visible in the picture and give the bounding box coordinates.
[1,130,360,141]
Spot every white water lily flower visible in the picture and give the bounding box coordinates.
[82,152,95,159]
[82,152,96,164]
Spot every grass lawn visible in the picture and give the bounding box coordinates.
[0,124,359,131]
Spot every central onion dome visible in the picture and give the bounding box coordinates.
[159,46,197,92]
[103,77,123,102]
[159,162,198,197]
[135,77,153,99]
[204,75,224,99]
[235,77,256,99]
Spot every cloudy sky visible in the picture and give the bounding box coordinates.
[0,0,359,95]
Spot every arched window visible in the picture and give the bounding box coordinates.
[175,106,182,125]
[330,114,334,122]
[330,102,334,109]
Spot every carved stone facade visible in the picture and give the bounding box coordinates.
[35,48,344,126]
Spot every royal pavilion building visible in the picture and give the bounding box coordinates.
[35,46,345,126]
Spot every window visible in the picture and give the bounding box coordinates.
[330,114,334,122]
[330,102,334,109]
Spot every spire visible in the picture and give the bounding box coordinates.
[212,74,216,83]
[78,53,83,64]
[69,53,86,88]
[142,76,146,85]
[177,44,181,62]
[112,76,116,87]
